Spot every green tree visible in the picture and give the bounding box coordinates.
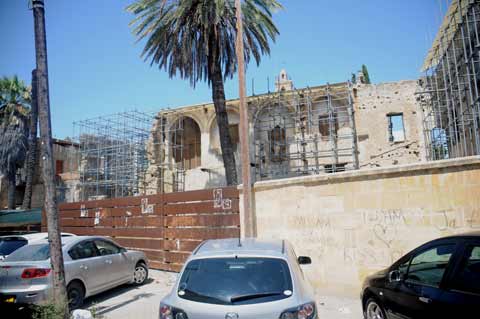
[0,76,31,209]
[127,0,281,186]
[362,64,371,84]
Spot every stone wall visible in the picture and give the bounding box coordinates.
[354,80,426,168]
[242,156,480,296]
[146,79,426,193]
[0,139,80,209]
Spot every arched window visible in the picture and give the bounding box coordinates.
[171,117,201,170]
[268,125,286,162]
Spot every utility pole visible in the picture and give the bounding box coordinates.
[31,0,68,314]
[235,0,255,237]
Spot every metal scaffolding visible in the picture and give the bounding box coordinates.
[252,82,359,180]
[74,111,155,200]
[420,0,480,160]
[74,110,190,200]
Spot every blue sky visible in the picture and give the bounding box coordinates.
[0,0,448,139]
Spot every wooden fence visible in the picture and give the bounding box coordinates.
[41,187,240,272]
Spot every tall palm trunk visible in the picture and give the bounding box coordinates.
[22,69,38,210]
[7,172,16,209]
[211,59,238,186]
[32,0,68,314]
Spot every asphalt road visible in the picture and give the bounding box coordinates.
[84,270,362,319]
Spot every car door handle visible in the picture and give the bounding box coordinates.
[105,259,112,264]
[80,264,88,270]
[419,296,432,304]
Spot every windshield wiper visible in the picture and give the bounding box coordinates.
[230,291,285,303]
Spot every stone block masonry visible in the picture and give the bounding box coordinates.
[241,156,480,295]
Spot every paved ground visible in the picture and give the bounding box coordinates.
[85,270,362,319]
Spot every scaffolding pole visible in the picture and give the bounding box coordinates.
[419,0,480,161]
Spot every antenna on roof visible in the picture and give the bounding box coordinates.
[238,234,242,247]
[281,239,285,254]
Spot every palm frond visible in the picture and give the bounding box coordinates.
[127,0,282,86]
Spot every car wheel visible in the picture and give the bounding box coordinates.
[133,262,148,285]
[366,298,386,319]
[67,281,85,310]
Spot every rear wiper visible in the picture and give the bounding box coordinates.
[181,289,229,304]
[230,291,285,303]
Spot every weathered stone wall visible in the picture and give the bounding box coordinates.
[0,140,80,209]
[354,80,426,168]
[244,156,480,296]
[146,80,426,193]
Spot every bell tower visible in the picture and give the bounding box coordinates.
[275,69,293,92]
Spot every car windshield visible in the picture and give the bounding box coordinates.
[0,238,28,255]
[5,243,51,261]
[178,257,293,305]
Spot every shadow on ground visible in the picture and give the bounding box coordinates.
[83,278,156,317]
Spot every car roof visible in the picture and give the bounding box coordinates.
[24,235,110,246]
[192,238,287,258]
[0,232,76,241]
[438,231,480,240]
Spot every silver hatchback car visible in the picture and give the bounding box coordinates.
[160,238,317,319]
[0,236,148,309]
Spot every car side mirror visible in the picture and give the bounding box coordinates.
[298,256,312,265]
[388,270,403,283]
[120,247,127,253]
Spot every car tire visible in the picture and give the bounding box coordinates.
[365,298,387,319]
[67,281,85,310]
[133,262,148,285]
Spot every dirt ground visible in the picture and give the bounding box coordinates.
[85,270,363,319]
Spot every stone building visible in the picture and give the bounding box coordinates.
[143,70,425,193]
[0,138,80,209]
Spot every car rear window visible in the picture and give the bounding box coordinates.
[4,244,51,261]
[178,257,293,305]
[0,238,28,255]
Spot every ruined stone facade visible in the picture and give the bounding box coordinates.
[144,71,426,193]
[0,138,80,209]
[354,81,425,168]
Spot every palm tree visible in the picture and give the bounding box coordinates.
[127,0,281,186]
[22,69,39,209]
[0,76,31,209]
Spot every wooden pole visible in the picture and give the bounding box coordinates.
[235,0,255,237]
[32,0,68,314]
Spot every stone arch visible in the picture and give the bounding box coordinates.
[253,99,295,167]
[209,109,241,152]
[170,116,202,170]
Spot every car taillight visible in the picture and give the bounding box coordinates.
[21,268,51,279]
[159,303,188,319]
[280,302,317,319]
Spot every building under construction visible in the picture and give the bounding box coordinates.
[74,110,157,200]
[420,0,480,160]
[252,82,358,180]
[73,69,424,198]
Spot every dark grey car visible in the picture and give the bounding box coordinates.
[0,236,149,309]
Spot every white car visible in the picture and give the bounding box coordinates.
[0,232,76,260]
[160,238,317,319]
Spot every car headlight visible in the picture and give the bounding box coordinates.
[159,303,188,319]
[280,302,317,319]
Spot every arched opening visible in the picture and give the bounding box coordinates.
[268,125,287,162]
[210,111,240,153]
[171,117,201,170]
